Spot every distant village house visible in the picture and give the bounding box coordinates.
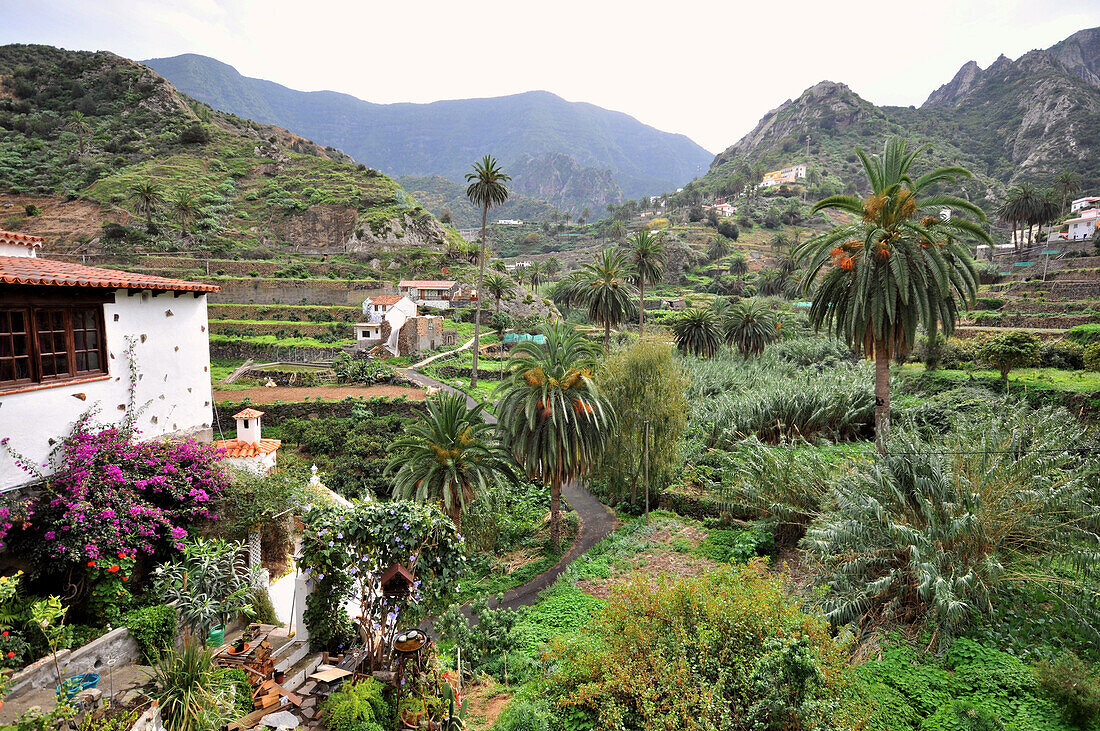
[760,164,807,188]
[398,280,459,309]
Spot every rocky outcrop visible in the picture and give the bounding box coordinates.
[345,210,452,253]
[494,282,560,321]
[924,60,984,107]
[1048,27,1100,89]
[509,153,623,216]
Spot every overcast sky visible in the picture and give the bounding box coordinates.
[2,0,1099,153]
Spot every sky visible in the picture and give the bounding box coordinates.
[1,0,1099,154]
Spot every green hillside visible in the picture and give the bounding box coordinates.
[398,174,563,228]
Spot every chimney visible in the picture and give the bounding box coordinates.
[232,408,264,445]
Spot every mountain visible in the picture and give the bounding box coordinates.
[697,27,1100,207]
[143,54,712,200]
[0,44,459,256]
[508,153,623,215]
[397,174,563,228]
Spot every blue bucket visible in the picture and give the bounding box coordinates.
[56,672,99,700]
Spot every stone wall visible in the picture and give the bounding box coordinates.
[210,342,347,363]
[215,398,423,425]
[7,626,140,699]
[206,278,389,306]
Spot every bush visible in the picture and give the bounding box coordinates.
[437,597,519,681]
[1035,652,1100,726]
[1068,324,1100,345]
[178,122,210,144]
[768,337,854,368]
[1085,343,1100,372]
[332,352,392,385]
[978,331,1040,381]
[1040,340,1084,370]
[125,605,177,663]
[322,678,391,731]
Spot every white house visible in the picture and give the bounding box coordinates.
[398,280,459,310]
[1066,209,1100,240]
[356,294,417,348]
[360,294,415,323]
[715,203,737,217]
[1070,196,1100,213]
[760,165,808,188]
[214,408,281,475]
[0,231,218,492]
[496,219,524,226]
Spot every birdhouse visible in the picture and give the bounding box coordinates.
[379,563,415,598]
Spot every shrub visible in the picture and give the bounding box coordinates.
[804,407,1099,642]
[150,640,234,731]
[978,331,1040,381]
[1067,324,1100,345]
[322,678,391,731]
[729,438,834,544]
[544,565,857,730]
[332,352,392,385]
[126,605,178,663]
[1085,343,1100,372]
[1040,340,1084,370]
[1035,651,1100,726]
[768,337,853,367]
[694,524,774,562]
[437,597,519,680]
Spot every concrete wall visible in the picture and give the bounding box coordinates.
[7,625,140,698]
[0,290,214,492]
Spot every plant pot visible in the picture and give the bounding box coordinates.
[273,671,285,685]
[233,638,246,652]
[206,625,226,647]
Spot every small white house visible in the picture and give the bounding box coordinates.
[1070,196,1100,213]
[1067,209,1100,240]
[356,295,417,348]
[360,294,415,323]
[214,408,281,475]
[0,231,219,492]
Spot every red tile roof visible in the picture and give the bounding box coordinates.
[214,438,281,458]
[367,295,406,305]
[399,280,456,290]
[0,256,220,292]
[0,231,43,248]
[233,408,265,419]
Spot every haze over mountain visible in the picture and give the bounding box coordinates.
[695,27,1100,208]
[143,53,713,213]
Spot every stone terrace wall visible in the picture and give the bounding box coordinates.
[206,278,389,306]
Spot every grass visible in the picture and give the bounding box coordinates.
[208,333,355,348]
[900,363,1100,393]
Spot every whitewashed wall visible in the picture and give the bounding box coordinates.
[0,289,214,492]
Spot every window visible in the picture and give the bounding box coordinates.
[0,305,107,390]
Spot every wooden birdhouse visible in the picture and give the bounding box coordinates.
[379,563,415,598]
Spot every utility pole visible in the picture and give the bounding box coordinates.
[643,420,651,523]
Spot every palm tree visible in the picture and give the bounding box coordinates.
[755,267,788,297]
[543,256,561,282]
[707,236,730,261]
[172,191,198,237]
[1053,172,1082,216]
[795,137,989,453]
[722,298,778,356]
[727,252,748,276]
[67,112,92,156]
[491,259,508,273]
[482,272,515,314]
[575,248,638,353]
[1000,184,1041,248]
[387,392,516,533]
[607,220,627,242]
[670,308,723,358]
[623,230,665,332]
[551,272,584,315]
[129,181,164,230]
[527,261,544,290]
[465,156,511,388]
[496,323,612,547]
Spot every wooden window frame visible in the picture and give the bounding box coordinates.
[0,294,110,393]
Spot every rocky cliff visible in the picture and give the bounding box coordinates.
[509,153,623,216]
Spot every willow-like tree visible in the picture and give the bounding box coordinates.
[623,230,665,332]
[496,323,612,547]
[576,248,637,353]
[465,156,511,388]
[387,392,516,532]
[796,138,988,453]
[670,308,723,358]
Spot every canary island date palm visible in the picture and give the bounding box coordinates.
[795,137,989,453]
[576,248,638,353]
[496,323,612,547]
[623,230,665,332]
[723,298,778,357]
[482,272,515,314]
[670,308,723,358]
[129,180,164,230]
[387,392,516,533]
[465,156,511,388]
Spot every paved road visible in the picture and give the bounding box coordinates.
[401,367,616,611]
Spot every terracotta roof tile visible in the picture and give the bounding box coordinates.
[367,295,405,305]
[0,231,44,248]
[233,408,265,419]
[214,438,282,458]
[399,280,456,289]
[0,256,219,292]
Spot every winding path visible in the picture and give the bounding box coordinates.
[400,365,616,611]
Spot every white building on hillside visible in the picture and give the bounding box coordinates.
[760,165,808,188]
[356,294,417,348]
[1067,209,1100,240]
[0,231,218,492]
[1070,196,1100,213]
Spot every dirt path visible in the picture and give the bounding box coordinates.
[213,384,425,404]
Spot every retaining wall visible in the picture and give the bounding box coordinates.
[210,342,349,362]
[206,278,389,306]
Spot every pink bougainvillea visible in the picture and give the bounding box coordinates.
[1,425,229,564]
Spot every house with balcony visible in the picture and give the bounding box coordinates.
[0,231,219,492]
[398,280,459,310]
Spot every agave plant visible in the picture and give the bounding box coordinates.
[670,308,723,358]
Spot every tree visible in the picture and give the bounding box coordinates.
[723,298,779,357]
[129,180,164,230]
[707,236,730,261]
[387,392,516,533]
[440,207,453,225]
[623,230,665,332]
[465,156,511,388]
[172,190,197,237]
[575,248,638,353]
[727,252,748,276]
[979,331,1040,383]
[67,111,92,156]
[670,308,723,358]
[795,137,989,453]
[543,256,561,282]
[482,272,515,314]
[608,220,627,242]
[527,260,544,290]
[594,337,688,507]
[491,259,508,273]
[999,184,1040,248]
[755,267,789,297]
[1053,171,1082,216]
[496,323,612,547]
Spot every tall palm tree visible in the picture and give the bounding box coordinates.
[465,156,511,388]
[543,256,561,282]
[755,267,789,297]
[527,260,544,290]
[795,137,989,453]
[129,181,164,230]
[496,323,612,547]
[707,236,730,261]
[67,112,92,156]
[722,298,778,356]
[172,191,198,237]
[482,272,515,314]
[607,220,627,242]
[575,248,638,353]
[623,230,665,332]
[1000,184,1041,248]
[670,308,723,358]
[387,392,516,533]
[727,252,748,276]
[1053,171,1082,216]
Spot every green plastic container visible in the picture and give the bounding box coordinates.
[206,625,225,647]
